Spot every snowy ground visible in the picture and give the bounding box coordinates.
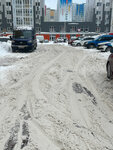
[0,42,113,150]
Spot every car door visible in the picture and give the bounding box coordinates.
[110,53,113,72]
[97,37,106,45]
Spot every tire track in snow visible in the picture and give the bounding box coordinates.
[75,52,113,148]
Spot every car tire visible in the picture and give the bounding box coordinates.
[76,43,81,46]
[88,44,95,49]
[107,63,113,79]
[12,48,17,53]
[105,47,112,52]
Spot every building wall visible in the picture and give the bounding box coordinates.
[0,0,12,32]
[0,0,45,32]
[85,0,95,22]
[110,0,113,32]
[93,0,112,32]
[41,21,95,33]
[35,0,45,32]
[44,8,57,22]
[12,0,34,28]
[72,3,85,22]
[57,0,72,22]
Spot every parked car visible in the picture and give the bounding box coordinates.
[43,39,49,43]
[68,37,81,45]
[85,35,113,49]
[106,48,113,79]
[55,37,68,43]
[36,35,44,43]
[97,39,113,52]
[71,37,94,47]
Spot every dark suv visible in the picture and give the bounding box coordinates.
[11,28,37,52]
[106,48,113,79]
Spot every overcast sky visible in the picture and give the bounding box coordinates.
[45,0,86,9]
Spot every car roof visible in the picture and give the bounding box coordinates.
[100,35,113,37]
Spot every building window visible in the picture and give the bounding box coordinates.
[106,2,110,6]
[6,2,11,6]
[96,11,101,15]
[70,26,75,32]
[50,26,55,32]
[7,11,11,15]
[97,2,101,6]
[96,27,100,32]
[105,11,110,15]
[36,27,41,32]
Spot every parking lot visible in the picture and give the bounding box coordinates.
[0,42,113,149]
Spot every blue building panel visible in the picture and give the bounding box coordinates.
[76,4,85,17]
[60,0,72,6]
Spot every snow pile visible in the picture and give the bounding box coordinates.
[0,44,113,149]
[0,41,11,56]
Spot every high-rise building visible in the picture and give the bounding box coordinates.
[85,0,95,22]
[12,0,34,28]
[57,0,72,22]
[0,0,12,32]
[110,0,113,32]
[0,0,45,32]
[35,0,45,32]
[93,0,112,32]
[44,7,57,22]
[72,3,85,22]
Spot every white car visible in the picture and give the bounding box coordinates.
[97,39,113,52]
[36,35,44,43]
[72,37,94,47]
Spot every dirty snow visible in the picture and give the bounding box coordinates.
[0,42,113,150]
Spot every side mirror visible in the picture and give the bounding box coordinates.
[110,48,113,53]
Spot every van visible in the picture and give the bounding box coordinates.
[11,27,37,52]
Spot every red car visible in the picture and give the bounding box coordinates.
[106,48,113,79]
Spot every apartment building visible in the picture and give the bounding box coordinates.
[0,0,12,32]
[44,7,57,22]
[0,0,44,32]
[110,0,113,32]
[93,0,112,32]
[85,0,95,22]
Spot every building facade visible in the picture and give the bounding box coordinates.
[0,0,45,32]
[0,0,12,32]
[85,0,95,22]
[93,0,112,32]
[57,0,72,22]
[110,0,113,32]
[72,3,85,22]
[12,0,34,28]
[44,7,57,22]
[35,0,45,32]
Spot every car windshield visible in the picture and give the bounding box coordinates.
[94,36,101,41]
[14,30,32,39]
